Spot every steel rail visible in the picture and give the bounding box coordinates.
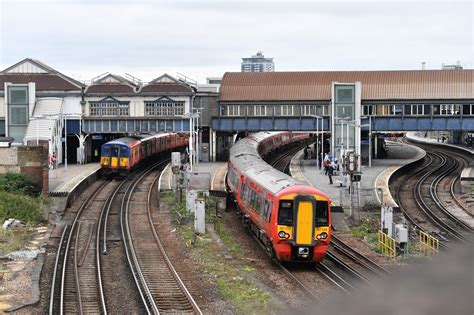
[59,181,108,315]
[121,164,161,314]
[330,235,389,276]
[429,152,473,232]
[316,263,354,293]
[95,179,127,315]
[49,226,68,315]
[414,152,465,241]
[148,171,203,314]
[325,251,370,284]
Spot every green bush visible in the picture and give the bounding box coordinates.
[0,191,43,224]
[0,173,38,196]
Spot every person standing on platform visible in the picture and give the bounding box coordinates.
[328,160,336,184]
[323,153,329,175]
[304,146,309,160]
[318,152,323,169]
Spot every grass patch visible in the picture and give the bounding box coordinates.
[0,191,44,224]
[162,191,271,314]
[0,228,31,256]
[160,191,191,224]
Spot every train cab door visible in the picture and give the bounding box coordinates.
[293,195,316,247]
[110,146,119,169]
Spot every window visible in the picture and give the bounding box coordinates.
[463,104,472,115]
[9,106,28,125]
[412,104,424,115]
[315,201,329,226]
[101,146,111,157]
[254,105,266,116]
[363,105,375,116]
[145,100,184,116]
[90,100,130,117]
[280,105,293,116]
[404,105,411,115]
[394,105,403,115]
[433,105,440,115]
[440,104,460,115]
[423,105,431,115]
[335,86,354,103]
[278,200,293,225]
[263,200,273,222]
[302,105,315,116]
[8,86,28,105]
[111,146,119,157]
[119,146,128,158]
[336,105,353,120]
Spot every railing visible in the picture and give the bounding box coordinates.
[419,230,439,256]
[377,230,396,258]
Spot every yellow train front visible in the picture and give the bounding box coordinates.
[100,138,141,175]
[270,186,331,262]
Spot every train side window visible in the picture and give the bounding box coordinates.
[315,201,329,226]
[263,200,272,222]
[278,200,293,225]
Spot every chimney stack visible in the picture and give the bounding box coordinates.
[421,62,426,70]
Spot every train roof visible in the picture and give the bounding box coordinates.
[103,137,141,146]
[230,132,308,195]
[102,133,177,146]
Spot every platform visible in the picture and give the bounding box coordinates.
[158,162,227,192]
[290,140,426,211]
[49,163,101,196]
[406,132,474,155]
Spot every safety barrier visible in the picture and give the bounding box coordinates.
[419,231,439,256]
[378,230,396,258]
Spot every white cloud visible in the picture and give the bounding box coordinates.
[0,0,472,82]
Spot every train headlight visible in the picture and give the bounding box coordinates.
[285,233,290,239]
[320,232,328,239]
[278,231,286,238]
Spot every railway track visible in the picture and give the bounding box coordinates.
[50,160,202,314]
[394,140,473,247]
[121,160,202,314]
[49,180,116,314]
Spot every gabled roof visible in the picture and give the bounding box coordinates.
[86,73,138,94]
[140,74,193,93]
[0,58,84,91]
[89,96,130,104]
[220,70,474,101]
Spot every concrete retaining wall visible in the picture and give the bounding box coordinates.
[0,146,49,193]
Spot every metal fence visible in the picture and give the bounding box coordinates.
[419,231,439,256]
[378,230,396,258]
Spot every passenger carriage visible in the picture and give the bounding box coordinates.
[227,132,331,262]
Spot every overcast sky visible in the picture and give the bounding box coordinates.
[0,0,472,83]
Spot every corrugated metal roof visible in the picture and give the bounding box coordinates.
[220,70,474,101]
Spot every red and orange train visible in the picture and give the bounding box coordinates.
[227,132,332,262]
[100,132,188,174]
